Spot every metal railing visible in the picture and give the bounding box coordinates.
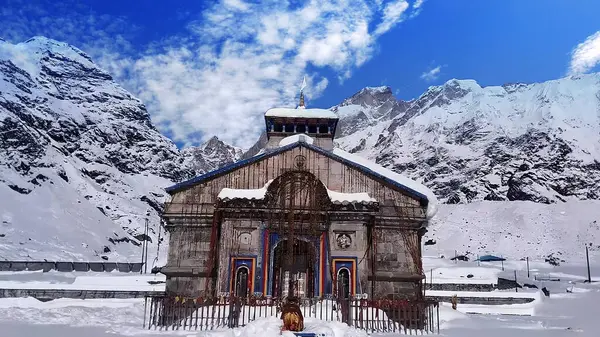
[0,261,144,273]
[144,296,439,334]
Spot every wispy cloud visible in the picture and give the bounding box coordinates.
[1,0,427,148]
[569,31,600,75]
[411,0,427,17]
[129,0,427,148]
[374,0,410,36]
[420,65,442,82]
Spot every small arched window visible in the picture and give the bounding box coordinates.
[234,266,249,298]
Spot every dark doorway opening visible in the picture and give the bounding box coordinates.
[272,238,316,298]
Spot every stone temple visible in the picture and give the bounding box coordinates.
[159,91,437,301]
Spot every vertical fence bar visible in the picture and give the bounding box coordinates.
[194,303,199,330]
[183,302,188,330]
[241,298,246,327]
[200,302,205,331]
[365,300,368,331]
[437,303,440,334]
[403,305,407,335]
[213,301,218,330]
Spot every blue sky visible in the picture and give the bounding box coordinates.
[1,0,600,148]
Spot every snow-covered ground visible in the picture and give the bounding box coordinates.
[0,270,165,291]
[0,261,598,336]
[425,200,600,263]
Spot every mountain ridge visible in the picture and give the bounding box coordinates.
[0,37,194,261]
[334,72,600,205]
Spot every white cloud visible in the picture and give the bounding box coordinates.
[1,0,427,148]
[411,0,426,17]
[569,31,600,75]
[128,0,429,148]
[223,0,250,11]
[374,0,410,36]
[420,65,441,82]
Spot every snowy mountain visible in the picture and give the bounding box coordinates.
[182,136,242,174]
[331,78,600,261]
[334,77,600,205]
[0,37,197,261]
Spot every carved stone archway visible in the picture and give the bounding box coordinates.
[264,170,331,211]
[263,170,331,298]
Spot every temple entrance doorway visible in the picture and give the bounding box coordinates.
[272,238,316,298]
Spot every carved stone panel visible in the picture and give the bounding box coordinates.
[336,233,352,250]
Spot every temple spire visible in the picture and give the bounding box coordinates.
[298,91,305,109]
[298,76,307,109]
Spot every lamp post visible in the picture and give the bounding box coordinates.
[586,246,591,283]
[141,210,150,274]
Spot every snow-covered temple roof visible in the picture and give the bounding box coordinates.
[278,134,314,147]
[265,107,338,119]
[167,135,438,219]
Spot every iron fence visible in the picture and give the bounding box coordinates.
[144,296,439,334]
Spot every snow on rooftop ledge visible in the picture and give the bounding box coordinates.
[218,180,273,200]
[217,178,376,205]
[327,189,376,204]
[279,134,314,147]
[265,107,338,119]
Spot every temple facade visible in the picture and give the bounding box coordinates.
[160,94,437,301]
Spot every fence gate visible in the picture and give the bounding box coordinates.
[144,295,439,334]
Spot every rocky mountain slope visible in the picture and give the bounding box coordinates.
[331,79,600,261]
[334,77,600,205]
[182,136,242,174]
[0,37,198,261]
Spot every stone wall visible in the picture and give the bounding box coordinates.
[372,228,421,299]
[163,145,428,298]
[329,221,370,295]
[216,219,262,294]
[165,277,208,297]
[162,225,213,297]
